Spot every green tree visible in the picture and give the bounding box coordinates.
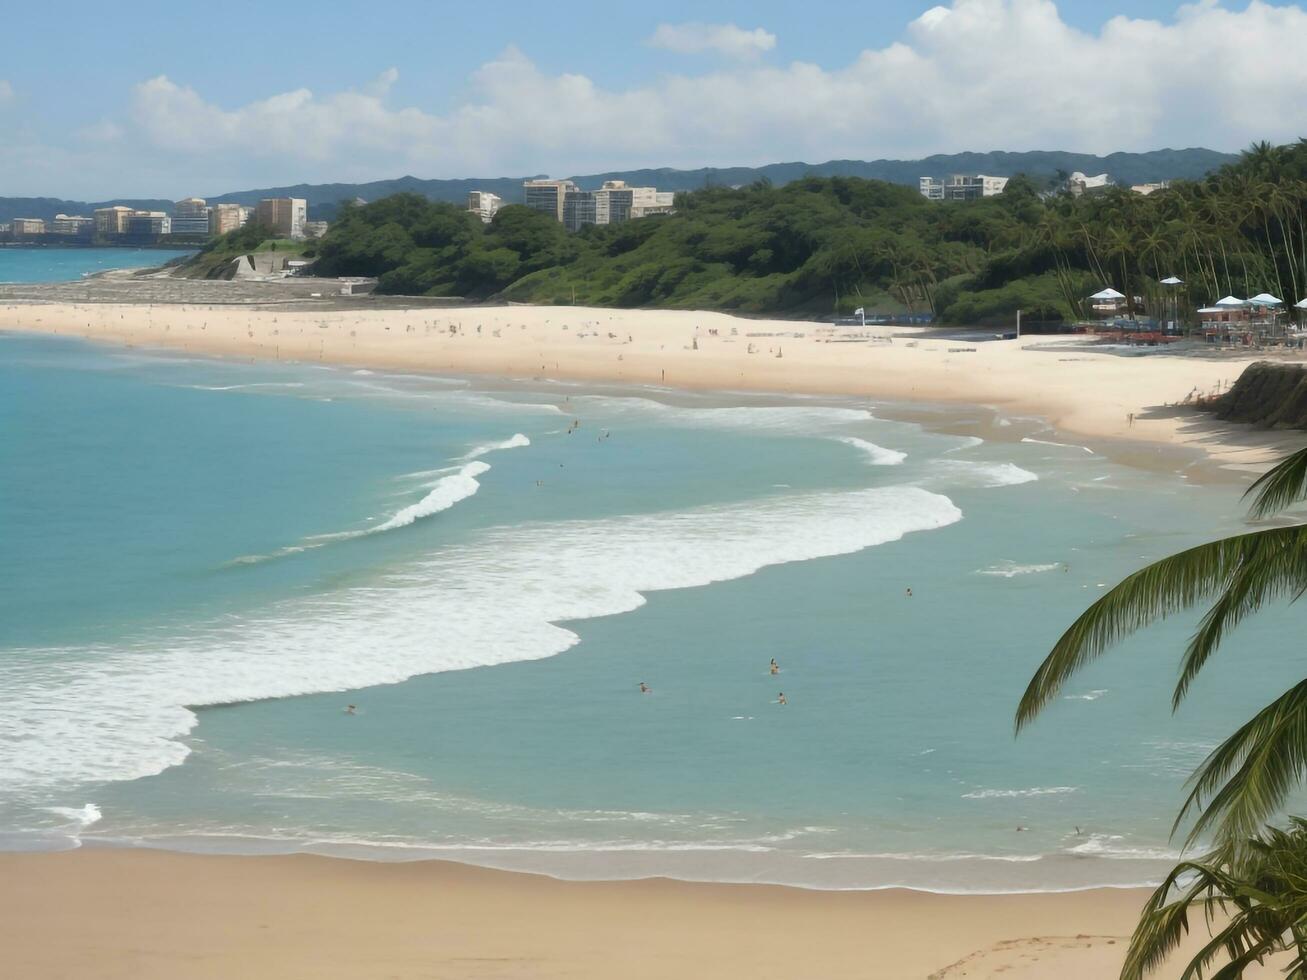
[1122,818,1307,979]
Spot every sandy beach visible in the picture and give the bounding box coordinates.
[4,294,1306,977]
[3,296,1304,471]
[0,849,1288,979]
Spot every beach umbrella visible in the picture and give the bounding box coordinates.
[1160,276,1184,285]
[1089,287,1126,300]
[1214,296,1248,307]
[1248,293,1284,306]
[1297,298,1307,309]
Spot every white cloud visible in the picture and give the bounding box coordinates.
[7,0,1307,198]
[647,22,777,59]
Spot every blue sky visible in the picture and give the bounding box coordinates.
[2,1,1305,199]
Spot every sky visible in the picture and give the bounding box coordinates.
[2,0,1306,200]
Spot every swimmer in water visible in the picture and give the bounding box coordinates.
[345,704,356,715]
[639,682,651,694]
[906,587,913,598]
[769,658,779,675]
[777,692,787,706]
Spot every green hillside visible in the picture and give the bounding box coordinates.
[206,139,1307,326]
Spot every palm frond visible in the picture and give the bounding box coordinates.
[1246,447,1307,519]
[1172,527,1307,708]
[1177,682,1307,846]
[1122,820,1307,978]
[1015,527,1306,731]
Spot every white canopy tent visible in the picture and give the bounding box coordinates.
[1248,293,1284,305]
[1214,296,1248,307]
[1089,287,1126,300]
[1159,276,1184,285]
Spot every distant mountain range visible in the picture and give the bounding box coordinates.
[0,147,1239,225]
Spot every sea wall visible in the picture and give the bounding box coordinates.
[1211,361,1307,429]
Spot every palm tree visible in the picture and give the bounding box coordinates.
[1016,445,1307,847]
[1122,818,1307,979]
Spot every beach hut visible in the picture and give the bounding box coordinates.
[1087,287,1128,320]
[1245,294,1285,340]
[1198,297,1250,344]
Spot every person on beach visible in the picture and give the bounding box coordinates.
[639,682,651,694]
[770,659,779,675]
[777,692,787,705]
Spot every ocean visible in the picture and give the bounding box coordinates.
[0,247,196,284]
[1,328,1299,893]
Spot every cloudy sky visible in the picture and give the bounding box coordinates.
[3,0,1306,199]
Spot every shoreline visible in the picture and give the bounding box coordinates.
[0,848,1288,978]
[3,296,1305,473]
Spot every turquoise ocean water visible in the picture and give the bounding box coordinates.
[1,326,1301,893]
[0,246,195,283]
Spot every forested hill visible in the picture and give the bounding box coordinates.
[271,138,1305,326]
[203,147,1233,218]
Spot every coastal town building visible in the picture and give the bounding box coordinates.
[94,205,134,235]
[1130,181,1169,196]
[11,218,47,235]
[209,203,250,236]
[51,214,94,235]
[523,179,577,222]
[254,197,308,239]
[918,174,1008,201]
[467,191,503,223]
[303,220,330,239]
[1067,172,1113,196]
[562,189,599,232]
[126,211,171,236]
[171,198,211,235]
[544,179,676,231]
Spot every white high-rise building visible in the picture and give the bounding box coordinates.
[467,191,503,223]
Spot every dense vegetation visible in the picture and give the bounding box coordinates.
[208,139,1307,325]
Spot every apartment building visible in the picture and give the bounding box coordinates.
[172,197,211,235]
[209,203,250,235]
[467,191,503,223]
[523,179,577,222]
[918,174,1009,201]
[254,197,308,239]
[94,205,134,235]
[126,211,171,236]
[11,218,46,235]
[51,214,94,235]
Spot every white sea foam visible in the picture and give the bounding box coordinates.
[961,786,1078,800]
[1021,437,1095,455]
[2,486,962,794]
[832,436,906,466]
[44,803,102,829]
[366,462,490,533]
[185,382,306,392]
[573,396,874,434]
[943,436,985,453]
[976,561,1061,578]
[462,433,530,460]
[1063,689,1109,702]
[931,461,1038,488]
[1066,834,1180,862]
[232,461,491,564]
